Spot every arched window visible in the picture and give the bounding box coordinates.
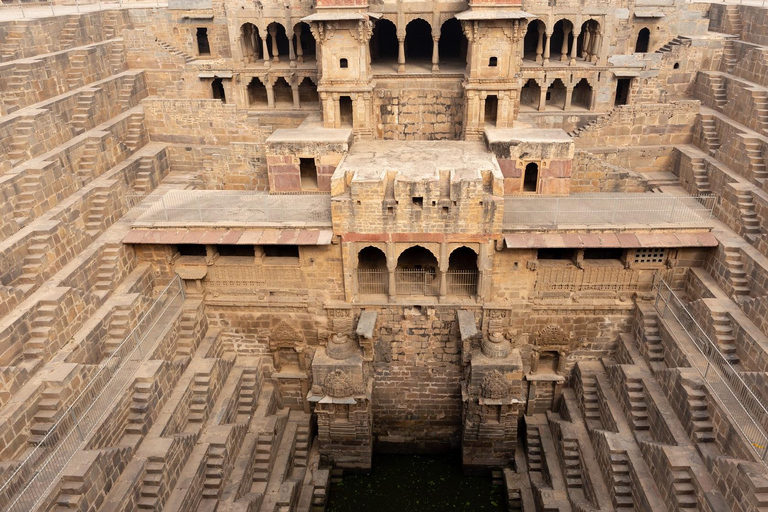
[523,163,539,192]
[550,19,574,61]
[546,79,567,110]
[523,20,546,62]
[247,77,267,106]
[439,18,467,67]
[635,27,650,53]
[212,77,225,103]
[577,20,601,61]
[266,22,290,61]
[298,77,318,106]
[292,22,315,63]
[485,95,498,125]
[370,18,398,65]
[273,77,293,108]
[572,78,592,110]
[241,23,261,63]
[405,19,432,61]
[396,246,439,296]
[447,247,478,296]
[521,79,541,110]
[357,246,388,295]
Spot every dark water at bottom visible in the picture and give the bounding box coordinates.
[326,453,506,512]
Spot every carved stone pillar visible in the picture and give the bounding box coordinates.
[288,30,296,68]
[543,31,552,66]
[398,36,405,73]
[268,26,280,62]
[538,83,547,112]
[581,29,591,60]
[294,25,304,63]
[266,81,275,108]
[591,30,602,63]
[432,36,439,71]
[291,80,300,108]
[570,28,580,65]
[261,34,270,67]
[560,25,571,61]
[564,85,573,110]
[535,25,544,63]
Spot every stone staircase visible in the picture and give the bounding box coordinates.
[94,246,121,295]
[127,381,154,436]
[684,384,716,443]
[77,139,100,185]
[189,372,211,424]
[125,114,144,152]
[609,451,634,510]
[133,158,155,194]
[725,5,744,37]
[722,39,738,74]
[13,171,41,227]
[23,300,56,360]
[690,158,711,195]
[736,191,761,243]
[203,444,226,499]
[710,311,740,365]
[525,422,543,474]
[7,117,34,166]
[723,246,750,298]
[671,468,697,509]
[642,316,665,364]
[58,17,82,50]
[2,62,30,114]
[65,52,87,90]
[108,40,125,74]
[561,439,583,489]
[104,307,132,356]
[156,38,196,63]
[656,36,687,53]
[294,422,310,468]
[753,92,768,134]
[85,192,110,235]
[625,377,649,431]
[579,374,602,429]
[236,369,258,421]
[19,233,51,285]
[710,74,727,109]
[700,115,721,156]
[117,73,137,110]
[29,386,63,445]
[138,458,167,510]
[71,89,96,135]
[744,139,768,183]
[0,28,24,61]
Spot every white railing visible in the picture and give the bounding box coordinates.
[654,280,768,464]
[504,194,716,227]
[0,276,185,512]
[395,269,439,296]
[357,269,388,295]
[137,190,332,225]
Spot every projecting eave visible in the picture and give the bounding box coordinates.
[301,12,382,22]
[455,10,534,20]
[123,228,334,246]
[503,232,718,249]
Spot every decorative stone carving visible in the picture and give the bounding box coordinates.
[481,331,511,359]
[324,369,355,398]
[481,370,513,399]
[269,320,305,350]
[533,325,569,347]
[326,333,357,360]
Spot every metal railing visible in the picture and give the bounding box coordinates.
[503,194,716,227]
[0,276,185,511]
[357,269,388,295]
[137,190,332,225]
[446,270,478,296]
[395,269,439,296]
[654,280,768,464]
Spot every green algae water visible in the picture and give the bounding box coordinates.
[326,454,506,512]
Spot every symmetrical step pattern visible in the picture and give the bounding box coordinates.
[700,115,721,156]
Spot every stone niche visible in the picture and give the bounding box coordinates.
[484,126,575,195]
[308,333,373,471]
[462,331,525,473]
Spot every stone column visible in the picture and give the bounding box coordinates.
[294,25,304,63]
[269,26,280,62]
[261,34,270,67]
[479,94,487,125]
[291,81,300,108]
[288,29,297,68]
[439,243,448,300]
[564,85,573,110]
[560,25,571,61]
[535,25,544,63]
[266,82,275,108]
[591,30,601,63]
[333,94,341,128]
[387,243,397,302]
[398,36,406,73]
[253,31,261,60]
[432,36,439,71]
[581,29,591,60]
[538,83,547,112]
[543,31,552,66]
[557,351,567,374]
[569,28,579,65]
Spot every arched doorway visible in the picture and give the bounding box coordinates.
[521,79,541,110]
[370,18,398,66]
[405,19,433,63]
[298,77,318,106]
[577,20,600,61]
[273,77,293,108]
[523,163,539,192]
[240,23,261,63]
[439,18,467,68]
[247,77,268,106]
[546,79,567,110]
[523,20,546,62]
[266,22,290,62]
[447,247,478,296]
[293,22,315,63]
[572,78,592,110]
[396,246,439,296]
[635,27,650,53]
[550,19,574,61]
[211,77,225,103]
[357,246,388,295]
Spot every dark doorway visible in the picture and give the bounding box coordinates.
[212,77,225,103]
[247,77,267,106]
[523,163,539,192]
[273,77,293,108]
[300,158,318,190]
[572,78,592,109]
[439,18,467,65]
[196,27,210,56]
[523,20,545,61]
[340,96,353,126]
[521,79,541,109]
[485,95,498,125]
[298,77,319,105]
[405,19,433,61]
[635,28,650,53]
[615,78,631,106]
[370,19,398,62]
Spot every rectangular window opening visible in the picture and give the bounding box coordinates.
[412,197,423,207]
[218,245,255,257]
[196,27,211,56]
[177,244,206,257]
[300,158,318,190]
[263,245,300,258]
[537,248,575,260]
